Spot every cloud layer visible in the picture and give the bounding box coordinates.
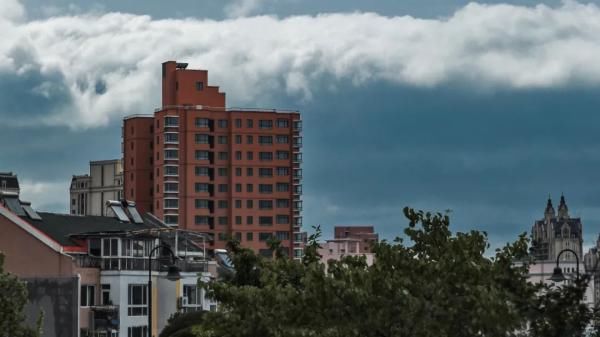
[2,1,600,128]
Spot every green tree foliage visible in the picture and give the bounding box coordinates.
[160,208,599,337]
[0,252,41,337]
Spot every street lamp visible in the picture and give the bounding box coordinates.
[148,245,181,337]
[549,248,579,283]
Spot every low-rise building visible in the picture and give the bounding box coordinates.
[70,160,124,216]
[318,225,378,266]
[1,183,217,337]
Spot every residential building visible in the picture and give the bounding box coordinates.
[334,225,378,253]
[526,195,594,306]
[70,160,124,216]
[318,226,378,266]
[0,171,20,194]
[123,61,303,259]
[0,184,217,337]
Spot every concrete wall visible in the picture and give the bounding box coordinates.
[23,277,79,337]
[0,215,74,278]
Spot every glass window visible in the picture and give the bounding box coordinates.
[259,120,273,129]
[247,232,253,241]
[246,168,253,177]
[195,216,209,225]
[236,216,242,225]
[195,183,209,192]
[247,200,254,209]
[164,199,179,209]
[218,120,228,128]
[165,165,178,176]
[276,135,289,144]
[218,200,228,209]
[89,239,101,256]
[259,200,273,210]
[259,217,273,226]
[259,136,273,145]
[246,135,253,144]
[235,168,242,176]
[259,184,273,194]
[235,119,242,128]
[235,135,242,144]
[128,284,148,316]
[247,216,253,225]
[276,183,289,192]
[259,168,273,177]
[80,285,95,307]
[218,184,228,193]
[165,133,179,143]
[235,151,242,160]
[235,184,242,192]
[218,217,228,225]
[183,284,203,307]
[276,231,290,240]
[218,136,228,144]
[165,149,178,159]
[276,199,290,208]
[195,134,210,144]
[259,152,273,161]
[246,119,253,128]
[195,118,210,128]
[235,200,242,208]
[277,119,289,128]
[276,167,290,176]
[259,232,273,241]
[246,184,253,193]
[165,116,179,127]
[276,215,290,224]
[195,199,209,208]
[196,81,204,91]
[128,326,148,337]
[219,152,228,160]
[196,151,210,160]
[195,166,209,176]
[218,168,228,177]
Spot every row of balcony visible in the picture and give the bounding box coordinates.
[75,256,208,273]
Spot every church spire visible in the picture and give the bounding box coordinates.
[545,196,555,221]
[558,193,569,219]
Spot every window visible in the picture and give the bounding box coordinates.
[259,200,273,210]
[81,285,95,307]
[259,232,273,241]
[277,119,289,128]
[128,326,148,337]
[165,149,178,159]
[195,134,209,144]
[218,152,228,160]
[259,216,273,226]
[102,238,118,257]
[165,215,178,225]
[276,199,290,208]
[195,199,209,209]
[246,119,253,128]
[164,182,178,192]
[246,135,253,144]
[277,167,290,176]
[218,184,228,193]
[235,184,242,192]
[244,152,253,161]
[276,231,290,240]
[277,151,290,160]
[246,184,253,193]
[235,135,242,144]
[218,119,228,128]
[128,284,148,316]
[259,136,273,145]
[218,233,226,241]
[165,133,179,143]
[247,216,254,225]
[246,168,254,177]
[165,116,179,127]
[276,135,289,144]
[247,200,254,209]
[247,232,253,241]
[218,168,228,177]
[276,215,290,224]
[235,119,242,128]
[164,199,179,209]
[218,217,228,225]
[259,184,273,194]
[259,168,273,177]
[195,216,209,225]
[236,168,242,176]
[183,284,203,311]
[195,166,209,176]
[218,136,228,144]
[259,152,273,161]
[218,200,228,209]
[195,118,210,128]
[235,200,242,208]
[236,216,242,225]
[165,165,178,176]
[89,239,101,256]
[235,151,242,160]
[259,120,273,129]
[195,151,210,161]
[195,183,209,193]
[276,183,289,192]
[196,81,204,91]
[101,284,110,305]
[235,232,242,241]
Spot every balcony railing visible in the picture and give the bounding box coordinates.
[75,256,208,273]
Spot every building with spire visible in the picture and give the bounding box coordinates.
[531,195,583,262]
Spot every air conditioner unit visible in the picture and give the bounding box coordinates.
[182,297,189,306]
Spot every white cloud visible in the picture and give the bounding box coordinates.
[3,1,600,128]
[19,179,69,212]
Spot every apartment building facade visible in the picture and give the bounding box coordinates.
[0,185,216,337]
[318,226,378,266]
[123,61,303,258]
[71,160,124,216]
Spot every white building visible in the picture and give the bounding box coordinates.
[71,160,124,216]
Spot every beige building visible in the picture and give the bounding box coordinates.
[71,160,124,216]
[318,226,378,266]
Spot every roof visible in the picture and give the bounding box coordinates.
[22,212,161,247]
[534,217,582,236]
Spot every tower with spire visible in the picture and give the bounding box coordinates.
[531,194,582,262]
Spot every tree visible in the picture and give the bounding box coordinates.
[0,252,42,337]
[160,208,598,337]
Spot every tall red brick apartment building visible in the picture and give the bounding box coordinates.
[123,61,303,258]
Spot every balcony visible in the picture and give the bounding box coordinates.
[75,256,208,273]
[90,305,119,332]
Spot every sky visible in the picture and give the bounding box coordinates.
[3,0,600,248]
